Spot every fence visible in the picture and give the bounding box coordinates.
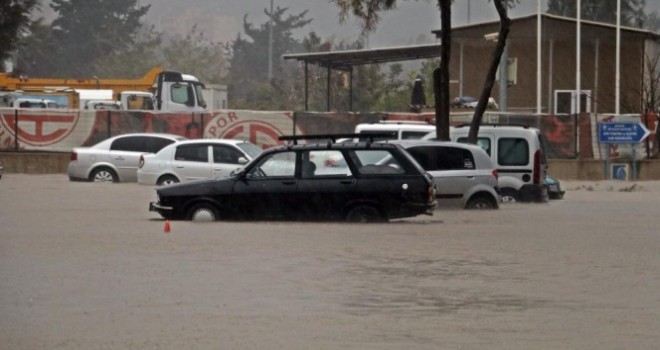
[0,108,657,160]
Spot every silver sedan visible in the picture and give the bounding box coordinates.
[68,133,187,183]
[137,139,262,186]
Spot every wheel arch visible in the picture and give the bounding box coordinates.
[182,197,227,219]
[157,173,181,185]
[343,200,385,217]
[88,163,120,181]
[465,190,499,209]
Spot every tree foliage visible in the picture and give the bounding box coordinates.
[0,0,38,72]
[227,6,311,108]
[15,0,229,84]
[55,0,149,77]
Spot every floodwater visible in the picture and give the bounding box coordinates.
[1,175,659,349]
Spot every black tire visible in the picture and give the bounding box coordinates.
[187,203,220,222]
[466,195,497,209]
[346,205,385,223]
[157,175,179,186]
[500,188,519,203]
[89,167,118,183]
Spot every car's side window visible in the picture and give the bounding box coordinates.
[407,146,475,171]
[212,145,242,164]
[110,136,142,152]
[401,131,430,139]
[305,150,352,177]
[248,151,295,178]
[174,144,209,163]
[498,138,529,166]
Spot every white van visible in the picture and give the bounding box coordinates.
[354,121,436,141]
[424,124,549,203]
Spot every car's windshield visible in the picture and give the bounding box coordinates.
[237,142,263,159]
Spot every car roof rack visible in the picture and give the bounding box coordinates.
[454,123,530,129]
[279,132,398,145]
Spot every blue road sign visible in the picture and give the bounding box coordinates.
[598,122,651,144]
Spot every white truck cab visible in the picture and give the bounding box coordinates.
[154,71,207,112]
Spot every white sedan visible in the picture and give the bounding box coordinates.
[137,139,263,186]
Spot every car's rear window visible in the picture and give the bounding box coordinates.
[457,137,491,156]
[349,149,407,175]
[498,138,529,166]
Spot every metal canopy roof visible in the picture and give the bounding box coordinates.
[282,43,442,71]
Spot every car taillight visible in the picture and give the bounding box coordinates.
[138,155,145,169]
[492,169,499,180]
[70,152,77,161]
[533,150,541,185]
[428,185,436,202]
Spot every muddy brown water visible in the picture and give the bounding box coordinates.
[1,175,659,349]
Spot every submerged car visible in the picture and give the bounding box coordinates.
[137,139,263,186]
[546,176,565,200]
[389,140,501,209]
[149,134,437,222]
[423,124,549,203]
[68,133,187,183]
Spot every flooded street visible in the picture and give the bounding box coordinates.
[1,175,659,349]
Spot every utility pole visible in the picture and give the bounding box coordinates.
[268,0,274,81]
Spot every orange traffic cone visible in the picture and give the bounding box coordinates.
[163,220,171,233]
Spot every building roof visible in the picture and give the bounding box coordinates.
[282,43,441,71]
[432,13,660,38]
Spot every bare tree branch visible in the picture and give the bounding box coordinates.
[467,0,511,143]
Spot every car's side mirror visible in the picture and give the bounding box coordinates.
[230,168,244,178]
[238,157,248,164]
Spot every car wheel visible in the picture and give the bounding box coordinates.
[466,195,497,209]
[500,188,519,203]
[89,167,118,183]
[188,203,220,222]
[346,205,385,223]
[157,175,179,186]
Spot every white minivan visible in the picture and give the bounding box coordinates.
[354,121,436,141]
[424,124,549,203]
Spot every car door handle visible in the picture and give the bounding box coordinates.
[213,168,223,171]
[340,179,356,184]
[281,180,297,185]
[113,156,124,160]
[466,176,476,179]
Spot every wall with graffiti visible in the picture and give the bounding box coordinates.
[1,108,656,159]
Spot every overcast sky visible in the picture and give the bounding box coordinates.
[143,0,660,48]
